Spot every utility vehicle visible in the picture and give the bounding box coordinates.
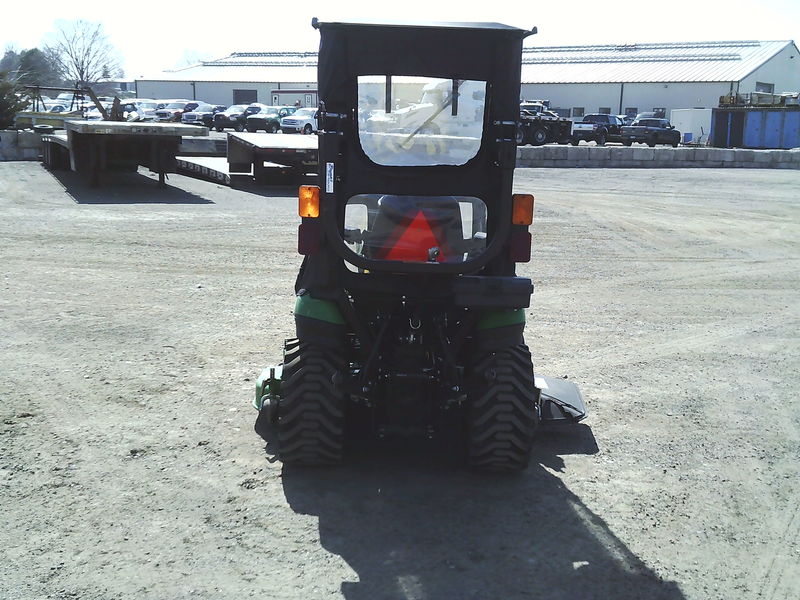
[255,18,586,471]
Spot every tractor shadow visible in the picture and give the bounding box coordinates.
[46,167,214,204]
[276,425,686,600]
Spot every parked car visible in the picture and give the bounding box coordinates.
[246,105,297,133]
[213,104,250,131]
[280,107,318,134]
[126,100,158,121]
[621,118,681,147]
[84,99,155,121]
[181,103,226,127]
[570,113,625,145]
[154,100,200,122]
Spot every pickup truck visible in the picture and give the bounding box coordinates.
[621,118,681,147]
[571,113,624,145]
[517,101,573,146]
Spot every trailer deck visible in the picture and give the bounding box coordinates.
[226,132,318,183]
[41,120,208,186]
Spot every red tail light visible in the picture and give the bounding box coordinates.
[509,229,531,262]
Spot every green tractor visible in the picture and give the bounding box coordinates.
[255,18,586,471]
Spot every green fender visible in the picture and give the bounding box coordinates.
[476,308,526,330]
[294,294,345,325]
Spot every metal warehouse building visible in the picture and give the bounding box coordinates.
[135,40,799,116]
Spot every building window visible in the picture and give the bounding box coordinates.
[551,107,570,118]
[572,107,584,118]
[652,107,666,117]
[233,89,257,104]
[625,107,638,117]
[755,82,774,93]
[598,107,611,114]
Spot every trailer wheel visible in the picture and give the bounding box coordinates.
[531,126,548,146]
[278,339,346,466]
[515,125,525,145]
[466,344,538,472]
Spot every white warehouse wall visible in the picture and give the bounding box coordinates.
[522,81,732,117]
[520,83,621,116]
[739,43,800,93]
[134,81,316,106]
[619,82,731,112]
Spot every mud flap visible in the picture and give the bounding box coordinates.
[535,375,587,424]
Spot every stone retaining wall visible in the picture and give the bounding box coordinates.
[517,145,800,169]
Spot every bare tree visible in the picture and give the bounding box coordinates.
[44,20,123,86]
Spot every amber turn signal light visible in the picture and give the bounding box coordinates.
[512,193,534,226]
[299,185,320,218]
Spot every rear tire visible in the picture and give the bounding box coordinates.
[234,123,244,132]
[647,135,656,147]
[531,126,548,146]
[278,339,346,466]
[596,132,607,146]
[302,124,313,134]
[269,123,278,134]
[467,344,538,472]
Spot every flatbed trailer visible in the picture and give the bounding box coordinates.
[41,120,208,186]
[226,132,318,183]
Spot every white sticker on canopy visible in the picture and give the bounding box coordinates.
[326,162,334,193]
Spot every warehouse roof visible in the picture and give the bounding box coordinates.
[520,40,796,84]
[140,40,796,84]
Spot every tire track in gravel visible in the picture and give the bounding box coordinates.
[759,501,800,600]
[569,307,799,370]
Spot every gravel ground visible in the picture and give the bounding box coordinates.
[1,163,798,600]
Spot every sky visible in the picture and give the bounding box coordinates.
[2,0,799,79]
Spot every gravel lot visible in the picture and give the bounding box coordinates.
[1,162,798,600]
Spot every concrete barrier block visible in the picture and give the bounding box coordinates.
[693,148,711,161]
[734,149,754,163]
[653,148,675,163]
[718,149,736,162]
[566,146,589,161]
[772,151,792,163]
[0,130,19,147]
[672,147,695,162]
[546,145,568,160]
[632,147,655,161]
[753,150,774,163]
[588,146,610,161]
[17,131,42,149]
[608,147,627,162]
